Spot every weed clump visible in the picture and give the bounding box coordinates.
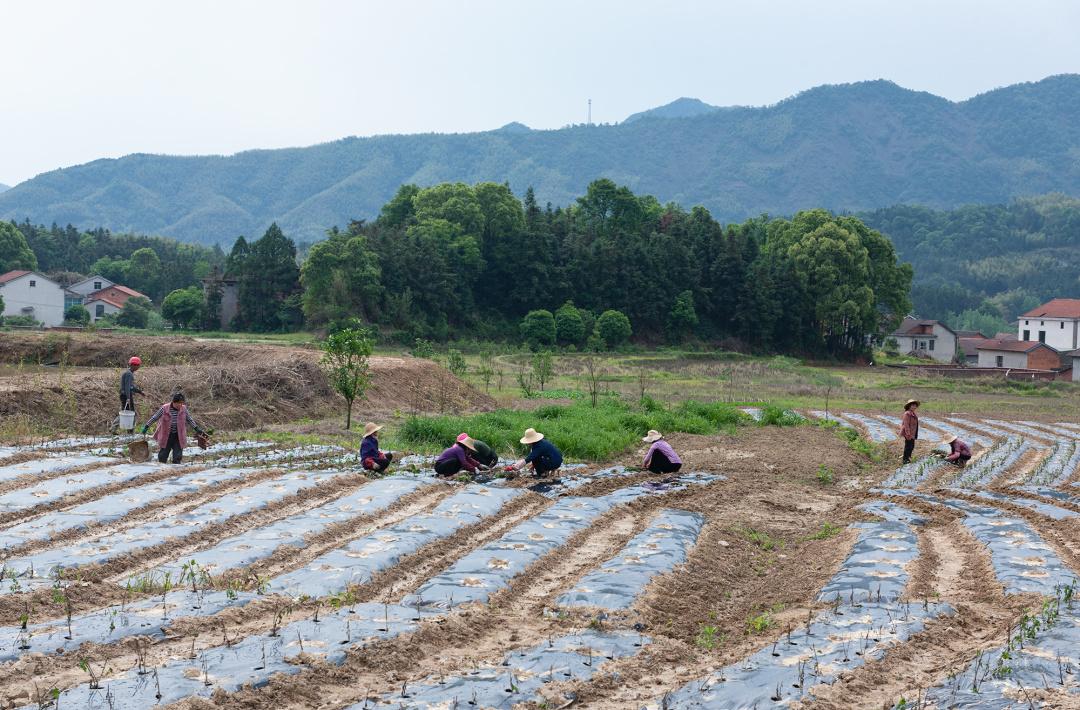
[399,398,750,460]
[758,405,805,427]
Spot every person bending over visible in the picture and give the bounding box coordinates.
[359,422,393,472]
[142,393,206,464]
[642,430,682,474]
[434,435,480,478]
[460,433,499,468]
[943,434,972,467]
[512,428,563,478]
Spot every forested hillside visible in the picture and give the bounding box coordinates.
[1,75,1079,245]
[861,194,1080,334]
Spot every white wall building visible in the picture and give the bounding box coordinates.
[890,317,958,363]
[84,294,125,321]
[1019,299,1080,352]
[68,275,115,298]
[0,270,66,326]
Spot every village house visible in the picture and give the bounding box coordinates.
[890,317,958,363]
[956,332,990,365]
[67,275,115,298]
[976,338,1063,370]
[0,270,66,326]
[1018,298,1080,352]
[83,284,148,322]
[1067,350,1080,382]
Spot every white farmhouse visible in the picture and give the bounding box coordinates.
[890,317,958,363]
[0,270,65,326]
[1018,299,1080,351]
[67,275,115,298]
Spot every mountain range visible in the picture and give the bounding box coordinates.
[2,75,1079,245]
[0,184,9,194]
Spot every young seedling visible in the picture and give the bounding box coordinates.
[256,641,267,670]
[64,597,74,640]
[153,668,162,701]
[78,658,101,690]
[296,629,304,653]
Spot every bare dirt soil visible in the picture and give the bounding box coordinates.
[0,333,493,435]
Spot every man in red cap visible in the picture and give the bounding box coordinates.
[120,356,144,415]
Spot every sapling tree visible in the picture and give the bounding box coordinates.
[320,324,374,430]
[516,359,535,398]
[531,350,554,391]
[583,356,604,408]
[446,349,467,378]
[476,349,496,393]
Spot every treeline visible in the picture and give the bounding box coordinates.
[861,194,1080,335]
[288,179,911,357]
[7,221,224,303]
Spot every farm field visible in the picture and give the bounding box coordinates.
[0,334,1078,708]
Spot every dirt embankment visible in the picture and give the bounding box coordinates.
[0,333,493,434]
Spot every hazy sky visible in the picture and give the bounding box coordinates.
[2,0,1078,186]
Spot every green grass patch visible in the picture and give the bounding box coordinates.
[399,398,751,460]
[804,522,843,540]
[758,404,805,427]
[739,526,782,551]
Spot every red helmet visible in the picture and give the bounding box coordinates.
[129,356,142,366]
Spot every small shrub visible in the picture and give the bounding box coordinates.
[746,612,775,635]
[695,624,724,650]
[758,404,804,427]
[741,527,780,551]
[816,464,835,485]
[805,522,842,540]
[446,349,467,377]
[410,338,435,359]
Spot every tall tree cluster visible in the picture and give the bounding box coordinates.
[298,179,913,358]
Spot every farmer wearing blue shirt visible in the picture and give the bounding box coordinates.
[513,428,563,478]
[359,422,393,472]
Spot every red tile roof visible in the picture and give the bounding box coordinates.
[958,337,986,358]
[976,339,1055,353]
[0,270,31,284]
[110,285,147,299]
[1023,299,1080,319]
[85,295,125,309]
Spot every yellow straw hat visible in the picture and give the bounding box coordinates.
[520,428,544,445]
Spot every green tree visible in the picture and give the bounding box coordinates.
[446,349,468,378]
[125,248,162,299]
[555,301,585,346]
[0,222,37,273]
[595,310,632,349]
[532,350,554,391]
[235,224,302,332]
[116,296,152,329]
[520,309,556,350]
[89,256,129,285]
[320,325,373,430]
[377,184,420,228]
[202,270,223,330]
[64,304,91,326]
[161,288,203,330]
[299,227,382,326]
[666,290,698,343]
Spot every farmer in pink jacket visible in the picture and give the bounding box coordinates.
[642,430,682,474]
[141,393,207,464]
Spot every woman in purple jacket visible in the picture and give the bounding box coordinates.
[434,434,481,478]
[642,430,682,474]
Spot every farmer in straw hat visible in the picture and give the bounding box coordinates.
[434,433,481,478]
[360,422,393,473]
[642,430,682,474]
[141,392,208,464]
[458,433,499,469]
[941,433,972,468]
[511,428,563,478]
[899,399,920,464]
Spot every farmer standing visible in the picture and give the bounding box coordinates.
[141,393,208,464]
[899,398,920,464]
[120,356,143,413]
[512,428,563,478]
[359,422,393,473]
[642,430,682,474]
[434,434,481,478]
[942,434,972,467]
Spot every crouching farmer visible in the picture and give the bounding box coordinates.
[512,428,563,478]
[943,434,972,467]
[141,393,207,464]
[434,434,480,478]
[460,433,499,468]
[360,422,393,473]
[642,430,682,474]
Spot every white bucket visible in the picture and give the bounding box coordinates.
[118,410,136,431]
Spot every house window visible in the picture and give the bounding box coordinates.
[95,304,105,317]
[29,280,36,287]
[1041,321,1045,326]
[1025,320,1029,325]
[1023,330,1030,340]
[1062,322,1066,329]
[94,281,102,290]
[1039,331,1046,343]
[996,355,1004,368]
[929,340,935,351]
[918,341,926,350]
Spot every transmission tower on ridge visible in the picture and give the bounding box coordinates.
[588,98,592,125]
